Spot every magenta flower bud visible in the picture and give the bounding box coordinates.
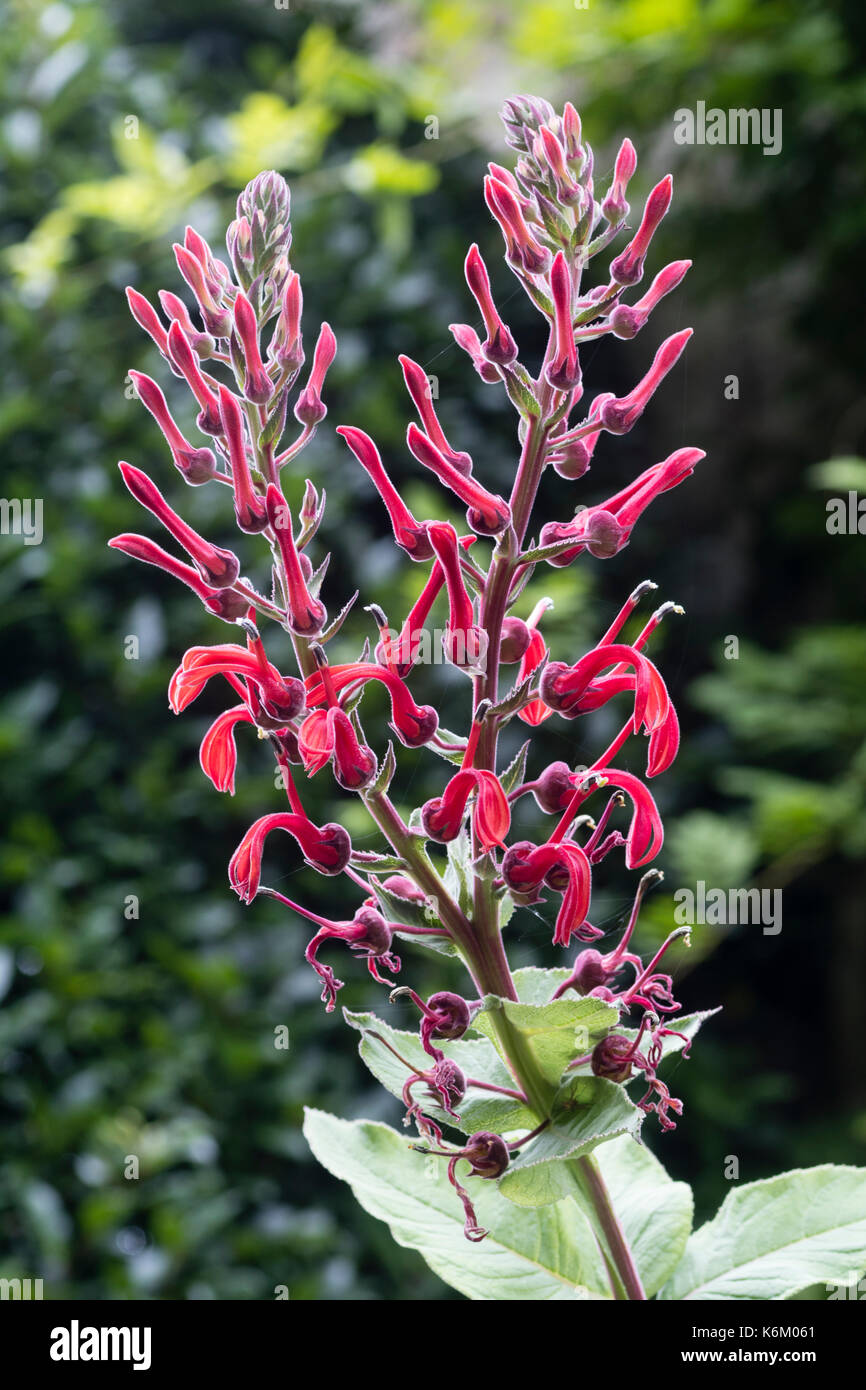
[545,251,581,391]
[117,461,239,588]
[129,370,217,484]
[501,840,546,894]
[337,426,433,561]
[609,174,673,287]
[500,616,531,664]
[484,177,550,274]
[464,244,518,365]
[399,355,473,475]
[351,906,393,957]
[265,485,326,636]
[601,137,637,225]
[108,532,243,619]
[600,329,692,434]
[409,425,510,536]
[561,102,583,164]
[294,322,336,426]
[566,948,610,996]
[532,760,574,813]
[271,271,304,373]
[585,509,624,559]
[464,1131,510,1180]
[382,875,428,904]
[448,323,502,384]
[158,290,215,358]
[173,243,232,337]
[591,1034,635,1084]
[219,385,269,533]
[551,438,591,479]
[126,287,170,359]
[233,290,273,404]
[164,321,222,434]
[426,991,471,1041]
[608,305,642,340]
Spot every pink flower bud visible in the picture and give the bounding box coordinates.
[117,461,239,587]
[609,174,673,287]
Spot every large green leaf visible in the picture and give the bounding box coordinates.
[471,993,619,1085]
[343,1010,537,1132]
[499,1075,642,1208]
[303,1109,609,1300]
[658,1165,866,1300]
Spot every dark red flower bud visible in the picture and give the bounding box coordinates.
[351,906,393,957]
[501,840,545,894]
[463,1131,510,1179]
[426,991,472,1041]
[532,760,574,813]
[430,1058,466,1113]
[591,1034,635,1083]
[500,616,531,664]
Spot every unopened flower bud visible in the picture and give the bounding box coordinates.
[500,616,531,664]
[591,1034,635,1084]
[464,1131,510,1179]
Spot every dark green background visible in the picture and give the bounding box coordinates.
[1,0,864,1299]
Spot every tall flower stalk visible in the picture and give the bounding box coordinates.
[113,98,859,1304]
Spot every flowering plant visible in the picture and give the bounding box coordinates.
[113,96,866,1300]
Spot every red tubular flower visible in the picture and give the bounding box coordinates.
[600,137,637,225]
[298,648,377,788]
[539,445,705,564]
[599,329,692,435]
[422,769,510,851]
[407,423,510,535]
[229,812,352,901]
[164,320,223,434]
[169,641,305,722]
[233,290,273,404]
[294,321,336,426]
[558,768,664,869]
[609,174,673,287]
[376,537,477,676]
[304,905,400,1011]
[108,533,248,621]
[540,642,670,732]
[219,385,268,532]
[399,355,472,475]
[546,251,581,391]
[173,242,231,337]
[516,597,554,726]
[336,425,433,561]
[484,176,550,274]
[264,485,326,635]
[609,260,691,340]
[304,661,438,747]
[117,461,239,587]
[200,705,254,793]
[427,521,486,670]
[448,322,501,384]
[464,244,518,365]
[501,840,594,946]
[128,371,216,484]
[126,287,170,360]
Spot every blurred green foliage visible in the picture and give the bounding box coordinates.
[1,0,864,1299]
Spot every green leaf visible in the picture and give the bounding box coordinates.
[343,1010,537,1132]
[590,1136,693,1298]
[658,1165,866,1300]
[443,828,473,913]
[472,993,618,1085]
[499,740,531,795]
[498,1075,642,1208]
[303,1109,608,1300]
[371,740,396,795]
[510,965,573,1004]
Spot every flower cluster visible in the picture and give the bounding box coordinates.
[113,97,706,1245]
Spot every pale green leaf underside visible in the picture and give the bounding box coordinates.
[303,1109,608,1300]
[659,1164,866,1300]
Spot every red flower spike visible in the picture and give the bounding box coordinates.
[336,425,433,561]
[546,251,581,391]
[407,423,510,536]
[399,355,472,475]
[233,290,273,404]
[427,522,486,670]
[464,244,518,365]
[117,462,239,587]
[609,174,673,287]
[128,371,216,484]
[108,533,247,621]
[294,321,336,426]
[200,706,254,794]
[229,812,352,901]
[164,321,223,434]
[219,385,269,532]
[264,485,327,635]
